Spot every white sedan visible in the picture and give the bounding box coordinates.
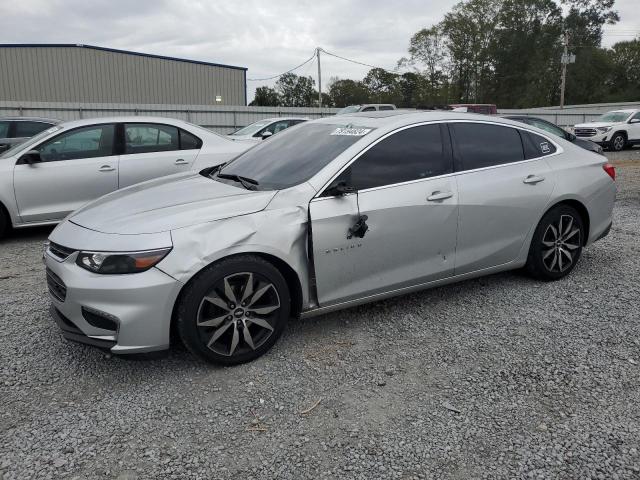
[0,116,253,237]
[227,117,307,142]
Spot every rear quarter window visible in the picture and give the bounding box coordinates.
[522,131,557,159]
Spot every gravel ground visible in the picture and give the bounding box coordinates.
[1,150,639,480]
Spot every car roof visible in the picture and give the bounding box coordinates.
[608,109,638,114]
[0,116,61,123]
[316,110,518,128]
[252,117,308,122]
[53,116,198,130]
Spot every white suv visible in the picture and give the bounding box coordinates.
[574,109,640,151]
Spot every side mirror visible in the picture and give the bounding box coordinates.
[629,118,640,124]
[261,131,274,140]
[20,150,42,165]
[566,132,576,141]
[325,181,356,197]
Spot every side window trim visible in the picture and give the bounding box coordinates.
[317,121,454,197]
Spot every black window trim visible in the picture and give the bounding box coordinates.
[316,121,455,198]
[16,122,118,164]
[314,120,563,200]
[119,122,202,154]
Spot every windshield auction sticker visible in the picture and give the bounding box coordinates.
[330,127,372,136]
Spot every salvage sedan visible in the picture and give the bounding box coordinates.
[45,111,616,365]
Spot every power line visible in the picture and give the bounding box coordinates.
[247,52,317,81]
[320,48,402,75]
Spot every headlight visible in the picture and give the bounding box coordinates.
[596,126,612,133]
[76,248,172,274]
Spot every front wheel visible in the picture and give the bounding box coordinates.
[177,255,290,365]
[526,205,584,281]
[610,133,626,152]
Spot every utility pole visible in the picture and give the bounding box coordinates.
[560,31,569,109]
[317,47,322,109]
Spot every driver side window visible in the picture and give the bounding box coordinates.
[38,125,115,162]
[333,124,451,191]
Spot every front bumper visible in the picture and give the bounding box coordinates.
[45,250,183,354]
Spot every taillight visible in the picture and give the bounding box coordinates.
[603,163,615,181]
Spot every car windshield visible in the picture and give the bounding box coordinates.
[217,123,371,190]
[336,106,361,115]
[0,125,62,158]
[229,120,271,137]
[598,111,632,123]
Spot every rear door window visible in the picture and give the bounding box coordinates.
[336,124,451,191]
[124,124,180,154]
[452,123,524,171]
[0,121,9,138]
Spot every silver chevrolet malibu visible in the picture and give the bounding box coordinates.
[45,111,616,365]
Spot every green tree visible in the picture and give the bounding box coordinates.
[327,79,370,107]
[276,73,317,107]
[607,39,640,101]
[488,0,563,108]
[249,86,280,106]
[362,68,401,104]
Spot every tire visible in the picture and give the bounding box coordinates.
[176,255,290,365]
[0,207,8,239]
[526,205,584,281]
[611,133,626,152]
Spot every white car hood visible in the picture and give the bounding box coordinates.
[70,172,276,235]
[574,122,613,129]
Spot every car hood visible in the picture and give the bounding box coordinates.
[574,122,613,129]
[70,172,277,234]
[228,134,260,142]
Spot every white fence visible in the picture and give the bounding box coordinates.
[2,100,639,132]
[499,101,640,128]
[0,101,340,134]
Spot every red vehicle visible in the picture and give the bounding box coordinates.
[449,104,497,115]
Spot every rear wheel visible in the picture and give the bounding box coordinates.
[526,205,584,281]
[177,255,290,365]
[611,133,626,152]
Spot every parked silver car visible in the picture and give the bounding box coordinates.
[0,116,60,153]
[227,117,307,142]
[0,116,252,237]
[45,111,616,365]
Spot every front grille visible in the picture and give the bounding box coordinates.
[574,128,597,137]
[46,268,67,302]
[48,242,76,261]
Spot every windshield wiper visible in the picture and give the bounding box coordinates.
[216,172,260,190]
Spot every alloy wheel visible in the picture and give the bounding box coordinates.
[613,135,625,151]
[196,272,281,356]
[541,214,581,273]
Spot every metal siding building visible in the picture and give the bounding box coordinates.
[0,44,247,106]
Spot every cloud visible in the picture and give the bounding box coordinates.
[1,0,637,102]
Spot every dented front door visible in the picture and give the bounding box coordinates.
[309,177,459,307]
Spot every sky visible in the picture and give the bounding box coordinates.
[1,0,638,102]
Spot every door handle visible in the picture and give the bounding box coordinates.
[427,191,453,201]
[523,174,545,184]
[175,159,188,165]
[98,165,115,172]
